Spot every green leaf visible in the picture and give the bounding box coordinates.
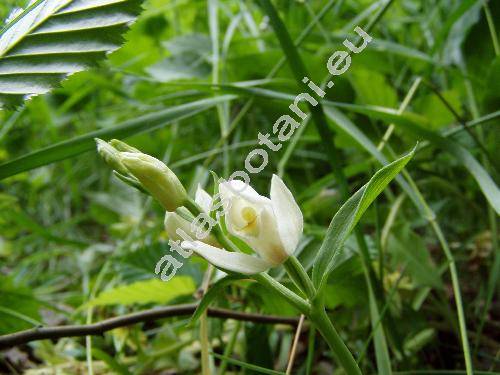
[189,274,242,325]
[0,95,234,180]
[88,276,195,306]
[210,352,286,375]
[413,90,463,129]
[323,103,500,215]
[388,226,443,289]
[0,0,144,108]
[245,323,274,375]
[349,68,398,108]
[324,106,427,217]
[312,148,415,290]
[92,348,132,375]
[147,55,210,82]
[403,328,435,355]
[0,276,41,334]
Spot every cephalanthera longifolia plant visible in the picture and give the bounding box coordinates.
[0,0,143,109]
[96,138,415,375]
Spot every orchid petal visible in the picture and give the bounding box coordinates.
[165,211,220,247]
[164,211,192,241]
[219,179,271,206]
[195,184,213,213]
[181,241,273,274]
[270,174,303,255]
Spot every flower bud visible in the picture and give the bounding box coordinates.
[95,138,129,175]
[119,152,187,211]
[109,139,141,153]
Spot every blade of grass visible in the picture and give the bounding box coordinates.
[211,352,286,375]
[324,103,500,215]
[200,265,214,375]
[217,320,241,375]
[258,1,398,373]
[482,0,499,55]
[285,314,305,374]
[457,50,499,364]
[133,82,500,215]
[0,95,234,180]
[325,94,475,375]
[305,325,316,375]
[203,0,338,171]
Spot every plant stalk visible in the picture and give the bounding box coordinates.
[282,256,362,374]
[253,273,310,315]
[284,256,316,299]
[310,305,362,375]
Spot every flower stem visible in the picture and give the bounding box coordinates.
[284,256,316,299]
[257,262,362,375]
[310,305,362,375]
[253,273,310,315]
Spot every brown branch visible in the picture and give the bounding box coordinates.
[0,303,299,350]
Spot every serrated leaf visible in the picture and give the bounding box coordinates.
[312,148,415,291]
[0,0,144,108]
[88,276,195,306]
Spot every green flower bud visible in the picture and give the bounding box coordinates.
[109,139,141,153]
[95,138,129,175]
[119,152,187,211]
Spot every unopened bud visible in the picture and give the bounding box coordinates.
[109,139,141,153]
[95,138,129,175]
[119,152,187,211]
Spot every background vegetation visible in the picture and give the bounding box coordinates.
[0,0,498,373]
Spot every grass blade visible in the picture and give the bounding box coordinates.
[0,95,234,180]
[211,352,286,375]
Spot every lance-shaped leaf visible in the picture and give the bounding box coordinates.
[312,147,415,291]
[0,0,143,108]
[189,275,244,326]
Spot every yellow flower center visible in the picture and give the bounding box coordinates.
[240,206,259,235]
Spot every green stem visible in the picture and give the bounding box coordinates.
[310,305,362,375]
[273,257,361,374]
[258,1,395,370]
[483,0,500,56]
[305,325,316,375]
[254,274,361,374]
[431,221,473,375]
[217,320,241,375]
[284,256,316,299]
[200,265,214,375]
[253,273,310,315]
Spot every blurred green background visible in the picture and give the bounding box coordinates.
[0,0,498,373]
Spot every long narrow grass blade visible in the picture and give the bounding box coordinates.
[0,95,234,180]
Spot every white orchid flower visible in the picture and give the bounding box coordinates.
[181,175,303,275]
[164,185,219,247]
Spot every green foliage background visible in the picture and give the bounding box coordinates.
[0,0,498,373]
